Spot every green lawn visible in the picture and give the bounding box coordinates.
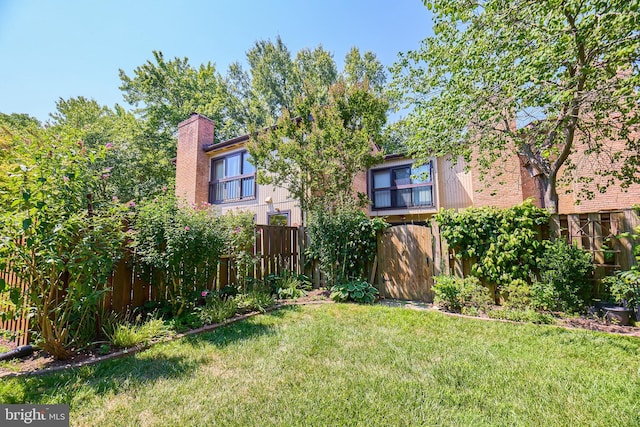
[1,304,639,426]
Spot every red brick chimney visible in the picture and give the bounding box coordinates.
[175,113,214,206]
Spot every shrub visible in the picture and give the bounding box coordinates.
[219,211,257,290]
[330,280,379,304]
[536,239,594,312]
[602,273,640,309]
[433,275,492,314]
[133,193,225,317]
[198,296,238,324]
[435,201,549,289]
[307,202,387,287]
[501,279,534,310]
[0,128,126,359]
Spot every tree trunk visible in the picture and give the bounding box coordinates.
[541,176,561,238]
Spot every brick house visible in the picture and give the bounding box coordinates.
[175,113,640,225]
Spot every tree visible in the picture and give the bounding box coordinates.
[228,39,339,129]
[119,51,240,146]
[391,0,640,213]
[247,80,388,220]
[344,47,387,93]
[48,96,172,201]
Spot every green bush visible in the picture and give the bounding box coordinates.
[435,201,549,288]
[501,279,534,310]
[433,275,492,313]
[219,211,257,290]
[307,202,387,287]
[536,239,594,312]
[330,280,379,304]
[0,128,126,359]
[133,193,225,317]
[602,273,640,309]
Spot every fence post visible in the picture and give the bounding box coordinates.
[297,226,305,275]
[619,209,640,270]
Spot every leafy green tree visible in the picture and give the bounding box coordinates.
[392,0,640,213]
[119,50,240,146]
[245,36,301,124]
[49,96,172,201]
[344,47,387,93]
[228,39,339,128]
[0,112,41,131]
[247,80,388,219]
[0,126,125,359]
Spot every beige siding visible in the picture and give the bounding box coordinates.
[211,183,302,226]
[436,156,473,209]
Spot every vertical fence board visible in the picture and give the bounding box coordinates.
[567,214,582,248]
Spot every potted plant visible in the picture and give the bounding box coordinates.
[602,273,639,326]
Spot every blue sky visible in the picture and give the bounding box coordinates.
[0,0,433,122]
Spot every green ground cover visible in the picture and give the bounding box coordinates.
[1,304,639,426]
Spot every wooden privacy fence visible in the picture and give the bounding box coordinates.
[0,224,303,344]
[0,258,29,346]
[377,209,640,302]
[218,225,302,288]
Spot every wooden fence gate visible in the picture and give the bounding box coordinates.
[377,224,434,301]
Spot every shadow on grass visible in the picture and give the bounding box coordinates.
[2,305,303,404]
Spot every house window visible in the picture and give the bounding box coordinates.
[371,162,434,209]
[209,151,256,203]
[268,211,290,226]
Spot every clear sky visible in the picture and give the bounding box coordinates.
[0,0,433,123]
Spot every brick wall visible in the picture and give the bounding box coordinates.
[470,151,526,208]
[175,114,214,206]
[556,124,640,214]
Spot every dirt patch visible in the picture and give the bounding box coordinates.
[294,288,332,304]
[557,316,640,337]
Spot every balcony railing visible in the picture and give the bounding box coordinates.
[372,183,433,209]
[209,174,256,204]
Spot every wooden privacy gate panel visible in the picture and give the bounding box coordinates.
[377,224,434,302]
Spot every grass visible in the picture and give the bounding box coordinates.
[1,304,639,426]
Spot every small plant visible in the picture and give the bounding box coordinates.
[97,344,112,355]
[536,239,594,313]
[433,275,491,313]
[602,273,640,310]
[105,317,169,348]
[198,296,238,324]
[501,279,534,310]
[330,280,379,304]
[235,290,275,313]
[274,270,312,300]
